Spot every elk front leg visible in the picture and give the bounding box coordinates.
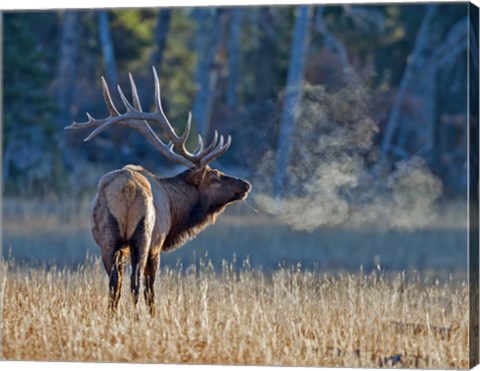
[144,252,160,316]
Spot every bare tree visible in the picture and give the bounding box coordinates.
[254,7,275,105]
[98,10,118,88]
[191,9,228,138]
[314,6,349,72]
[380,4,437,159]
[226,8,243,110]
[56,10,82,175]
[422,16,468,158]
[273,5,313,196]
[57,11,80,122]
[394,15,468,162]
[149,8,172,72]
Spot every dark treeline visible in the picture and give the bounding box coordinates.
[3,4,470,198]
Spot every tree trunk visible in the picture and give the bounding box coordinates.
[57,11,80,122]
[226,8,242,110]
[149,8,172,71]
[57,11,81,175]
[254,7,275,105]
[393,72,435,158]
[314,6,349,72]
[98,10,118,88]
[191,9,227,138]
[380,4,437,159]
[397,15,467,161]
[273,5,313,196]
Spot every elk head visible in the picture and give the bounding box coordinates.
[185,166,251,214]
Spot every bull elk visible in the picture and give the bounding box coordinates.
[66,67,251,315]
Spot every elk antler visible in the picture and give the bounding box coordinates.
[65,67,231,168]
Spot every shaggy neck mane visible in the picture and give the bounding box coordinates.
[158,171,220,252]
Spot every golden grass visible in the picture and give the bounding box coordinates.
[0,258,468,368]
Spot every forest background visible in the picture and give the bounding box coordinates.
[2,3,475,273]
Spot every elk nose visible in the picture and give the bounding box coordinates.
[243,181,252,193]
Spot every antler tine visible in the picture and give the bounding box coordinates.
[117,84,136,112]
[83,74,149,142]
[193,134,204,155]
[64,77,119,130]
[84,120,114,141]
[217,135,225,151]
[152,66,163,113]
[129,73,142,111]
[200,135,232,165]
[200,134,224,161]
[178,128,220,164]
[130,124,196,168]
[101,76,120,116]
[206,130,219,153]
[179,113,192,144]
[150,67,190,147]
[184,129,220,162]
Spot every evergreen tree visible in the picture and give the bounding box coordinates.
[3,13,58,194]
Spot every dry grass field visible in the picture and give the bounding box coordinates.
[0,258,469,368]
[1,198,470,367]
[2,261,468,369]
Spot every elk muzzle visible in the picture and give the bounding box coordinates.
[229,177,251,202]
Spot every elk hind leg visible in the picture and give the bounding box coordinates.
[108,248,127,314]
[99,213,124,315]
[144,253,160,316]
[129,217,152,308]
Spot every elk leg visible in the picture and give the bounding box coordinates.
[144,253,160,316]
[108,248,126,314]
[99,212,124,315]
[129,251,144,307]
[129,217,151,308]
[101,246,123,315]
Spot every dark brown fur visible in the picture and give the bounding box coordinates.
[91,164,250,315]
[160,170,239,251]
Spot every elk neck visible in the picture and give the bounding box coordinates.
[158,171,216,251]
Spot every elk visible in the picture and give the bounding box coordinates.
[65,67,251,315]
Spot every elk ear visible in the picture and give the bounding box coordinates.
[185,167,208,186]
